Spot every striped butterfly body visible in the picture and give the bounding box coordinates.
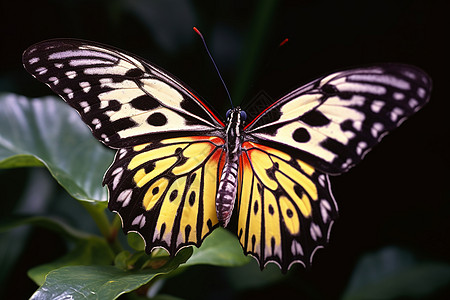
[22,39,431,272]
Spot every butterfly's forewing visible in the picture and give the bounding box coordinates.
[22,39,227,255]
[22,39,224,149]
[238,142,337,271]
[244,65,432,174]
[104,136,225,254]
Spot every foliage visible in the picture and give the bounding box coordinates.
[0,94,250,299]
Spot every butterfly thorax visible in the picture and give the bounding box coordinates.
[216,107,245,227]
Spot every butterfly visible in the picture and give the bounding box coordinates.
[22,38,431,272]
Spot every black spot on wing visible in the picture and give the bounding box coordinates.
[300,110,331,127]
[189,191,196,206]
[321,84,338,95]
[251,235,256,251]
[184,224,192,241]
[188,173,197,185]
[125,68,145,78]
[268,204,274,215]
[253,200,259,215]
[169,189,178,201]
[256,183,263,195]
[144,161,156,173]
[107,100,122,112]
[292,128,311,143]
[152,186,159,195]
[286,208,293,218]
[294,185,304,198]
[321,83,353,99]
[130,95,160,110]
[147,112,168,126]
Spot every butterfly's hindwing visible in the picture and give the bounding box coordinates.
[237,142,337,270]
[245,65,431,174]
[104,136,225,253]
[22,39,224,148]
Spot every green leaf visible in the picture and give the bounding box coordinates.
[114,250,133,270]
[127,232,146,251]
[0,93,114,202]
[343,246,450,300]
[0,154,44,168]
[114,250,158,271]
[30,247,193,300]
[184,227,250,267]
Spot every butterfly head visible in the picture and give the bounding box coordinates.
[225,107,247,126]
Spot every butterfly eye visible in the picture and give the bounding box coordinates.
[240,110,247,121]
[226,109,231,119]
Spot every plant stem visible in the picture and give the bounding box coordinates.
[80,201,123,253]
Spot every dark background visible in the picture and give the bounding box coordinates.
[0,0,448,299]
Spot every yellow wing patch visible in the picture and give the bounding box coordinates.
[105,136,225,255]
[237,142,338,270]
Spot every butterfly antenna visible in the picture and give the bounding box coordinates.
[279,38,289,47]
[194,27,234,108]
[256,37,289,77]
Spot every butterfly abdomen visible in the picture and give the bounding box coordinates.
[216,107,245,227]
[216,159,239,227]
